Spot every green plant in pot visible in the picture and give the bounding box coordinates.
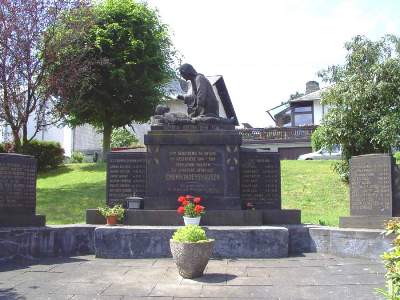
[170,225,214,279]
[98,204,125,225]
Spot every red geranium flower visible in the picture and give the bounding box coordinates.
[193,197,201,204]
[178,196,186,203]
[194,205,204,214]
[182,200,189,206]
[186,194,194,200]
[177,206,185,214]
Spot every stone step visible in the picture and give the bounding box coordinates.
[94,226,289,259]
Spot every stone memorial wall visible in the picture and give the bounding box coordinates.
[240,149,281,209]
[0,153,45,226]
[350,154,394,216]
[0,154,36,214]
[107,151,146,206]
[340,153,400,229]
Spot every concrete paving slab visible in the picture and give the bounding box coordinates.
[0,254,386,299]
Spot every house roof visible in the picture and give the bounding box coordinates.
[289,89,322,103]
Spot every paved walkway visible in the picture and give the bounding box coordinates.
[0,253,385,300]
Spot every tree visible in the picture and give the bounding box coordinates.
[0,0,85,150]
[45,0,177,157]
[314,35,400,181]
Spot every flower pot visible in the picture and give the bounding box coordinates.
[106,215,118,225]
[170,239,214,278]
[126,196,143,209]
[183,216,201,225]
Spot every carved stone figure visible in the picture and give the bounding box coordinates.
[177,64,219,118]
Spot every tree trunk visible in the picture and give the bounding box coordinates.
[11,127,21,152]
[22,123,28,146]
[102,122,112,161]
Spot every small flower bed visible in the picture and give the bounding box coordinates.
[177,195,205,217]
[377,220,400,299]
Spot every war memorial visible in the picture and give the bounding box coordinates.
[0,64,397,299]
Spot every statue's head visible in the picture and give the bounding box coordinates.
[179,63,197,81]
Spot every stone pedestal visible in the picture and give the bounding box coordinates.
[0,153,45,226]
[339,153,400,229]
[144,124,242,210]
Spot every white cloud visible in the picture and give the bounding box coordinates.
[147,0,400,127]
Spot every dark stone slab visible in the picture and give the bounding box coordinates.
[240,148,281,209]
[94,226,289,258]
[86,209,263,226]
[350,153,399,216]
[0,225,95,261]
[262,209,301,224]
[0,153,37,214]
[0,153,45,226]
[106,151,146,206]
[145,130,242,210]
[339,216,400,229]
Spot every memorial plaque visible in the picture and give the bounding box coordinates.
[240,149,281,209]
[107,151,146,206]
[145,130,241,210]
[0,153,45,226]
[0,153,37,214]
[350,154,394,216]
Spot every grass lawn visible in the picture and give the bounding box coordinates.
[37,160,349,226]
[282,160,349,226]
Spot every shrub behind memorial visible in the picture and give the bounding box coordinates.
[22,140,64,171]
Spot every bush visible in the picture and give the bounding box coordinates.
[0,143,4,153]
[22,140,64,171]
[70,151,84,163]
[332,160,349,183]
[394,152,400,164]
[111,127,138,148]
[98,204,125,221]
[377,220,400,299]
[172,225,208,243]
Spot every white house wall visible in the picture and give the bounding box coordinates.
[313,99,324,125]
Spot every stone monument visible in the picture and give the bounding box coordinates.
[0,153,45,226]
[87,64,300,225]
[339,153,400,229]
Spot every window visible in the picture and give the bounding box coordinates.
[294,114,313,126]
[294,106,312,113]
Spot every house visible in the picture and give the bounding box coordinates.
[0,75,238,156]
[239,81,327,159]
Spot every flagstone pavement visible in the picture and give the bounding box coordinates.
[0,253,385,300]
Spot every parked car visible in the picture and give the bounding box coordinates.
[298,147,342,160]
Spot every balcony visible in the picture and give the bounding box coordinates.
[238,125,318,144]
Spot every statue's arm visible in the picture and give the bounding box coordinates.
[195,75,208,107]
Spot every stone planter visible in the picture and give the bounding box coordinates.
[170,239,214,278]
[183,216,201,225]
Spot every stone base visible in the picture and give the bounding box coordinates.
[339,216,400,229]
[0,214,46,227]
[94,226,288,258]
[86,209,301,226]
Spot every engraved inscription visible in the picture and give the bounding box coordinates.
[164,149,224,195]
[240,152,281,209]
[350,155,393,216]
[0,154,36,212]
[107,153,146,206]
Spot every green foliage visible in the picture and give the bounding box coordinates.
[317,35,400,180]
[70,151,84,163]
[332,160,350,183]
[111,127,138,148]
[394,152,400,164]
[172,225,208,243]
[377,220,400,299]
[22,140,65,171]
[0,143,4,153]
[311,126,328,152]
[45,0,177,156]
[98,204,125,220]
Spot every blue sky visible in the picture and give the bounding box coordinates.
[146,0,400,127]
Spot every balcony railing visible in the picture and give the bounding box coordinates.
[238,125,318,142]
